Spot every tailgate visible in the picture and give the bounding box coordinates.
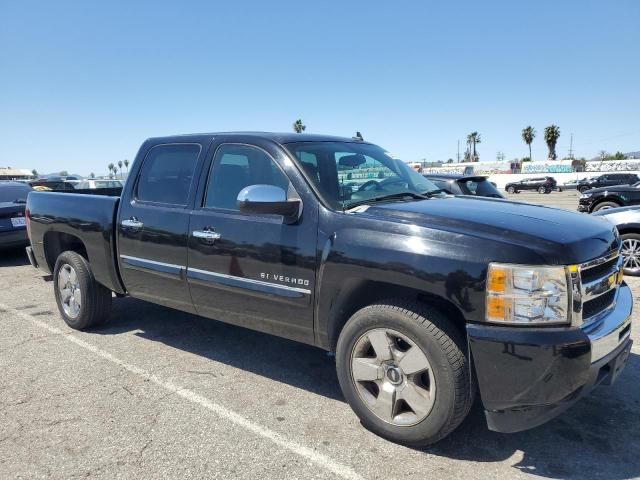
[0,203,26,231]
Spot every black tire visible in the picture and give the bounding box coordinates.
[335,300,473,446]
[592,201,620,212]
[506,186,515,194]
[537,186,546,194]
[53,250,112,330]
[578,186,589,193]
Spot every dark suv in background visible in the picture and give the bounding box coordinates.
[505,176,557,194]
[577,173,639,193]
[423,174,504,198]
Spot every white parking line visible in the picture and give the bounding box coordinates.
[0,303,363,480]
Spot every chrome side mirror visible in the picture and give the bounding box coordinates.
[237,185,302,224]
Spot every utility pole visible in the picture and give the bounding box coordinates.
[457,140,460,163]
[568,133,574,160]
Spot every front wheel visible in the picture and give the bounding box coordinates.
[537,186,546,194]
[53,251,112,330]
[506,186,516,194]
[335,301,473,446]
[592,201,620,212]
[620,233,640,276]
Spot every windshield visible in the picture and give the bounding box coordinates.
[285,142,440,209]
[0,183,32,203]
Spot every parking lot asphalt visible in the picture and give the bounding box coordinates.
[1,194,639,480]
[504,189,582,211]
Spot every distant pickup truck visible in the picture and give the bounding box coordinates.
[25,132,633,446]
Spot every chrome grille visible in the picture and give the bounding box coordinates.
[576,251,623,325]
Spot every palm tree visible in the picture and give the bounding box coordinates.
[31,169,38,177]
[467,132,481,161]
[124,159,129,175]
[521,126,536,162]
[89,172,95,179]
[544,125,560,160]
[292,119,306,133]
[108,163,114,179]
[118,160,123,178]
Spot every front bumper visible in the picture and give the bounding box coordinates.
[467,282,633,433]
[577,201,592,212]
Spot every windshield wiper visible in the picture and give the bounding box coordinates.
[346,191,429,210]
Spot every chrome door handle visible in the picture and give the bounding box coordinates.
[121,217,143,230]
[193,229,221,244]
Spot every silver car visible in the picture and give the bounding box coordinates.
[592,206,640,275]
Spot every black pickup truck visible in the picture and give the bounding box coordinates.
[25,133,633,446]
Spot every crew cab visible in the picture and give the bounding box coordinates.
[25,133,633,446]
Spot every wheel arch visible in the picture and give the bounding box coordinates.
[324,279,467,352]
[591,197,623,211]
[44,231,89,272]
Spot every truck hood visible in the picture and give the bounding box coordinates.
[363,196,618,265]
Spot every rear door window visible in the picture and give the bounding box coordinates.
[136,144,201,206]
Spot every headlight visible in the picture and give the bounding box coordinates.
[486,263,570,325]
[580,193,592,199]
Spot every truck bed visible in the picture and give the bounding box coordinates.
[26,191,125,294]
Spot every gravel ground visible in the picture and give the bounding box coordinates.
[1,195,638,479]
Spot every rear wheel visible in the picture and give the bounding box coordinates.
[537,186,546,194]
[53,251,112,330]
[506,186,516,194]
[620,233,640,276]
[336,301,473,446]
[592,201,620,212]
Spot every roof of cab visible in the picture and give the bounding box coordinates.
[145,132,370,145]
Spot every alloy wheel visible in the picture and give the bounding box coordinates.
[350,328,436,426]
[58,264,82,318]
[622,238,640,274]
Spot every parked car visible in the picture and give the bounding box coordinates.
[592,206,640,275]
[578,182,640,213]
[26,132,632,446]
[505,176,557,194]
[0,181,31,249]
[423,174,504,198]
[577,173,640,193]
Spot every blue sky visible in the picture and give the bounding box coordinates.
[1,0,639,175]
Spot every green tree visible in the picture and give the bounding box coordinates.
[31,169,38,177]
[292,119,306,133]
[108,163,115,179]
[89,172,95,178]
[59,170,69,176]
[607,151,627,160]
[124,159,130,174]
[118,160,123,178]
[599,150,608,162]
[466,132,481,161]
[521,126,536,163]
[544,125,560,160]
